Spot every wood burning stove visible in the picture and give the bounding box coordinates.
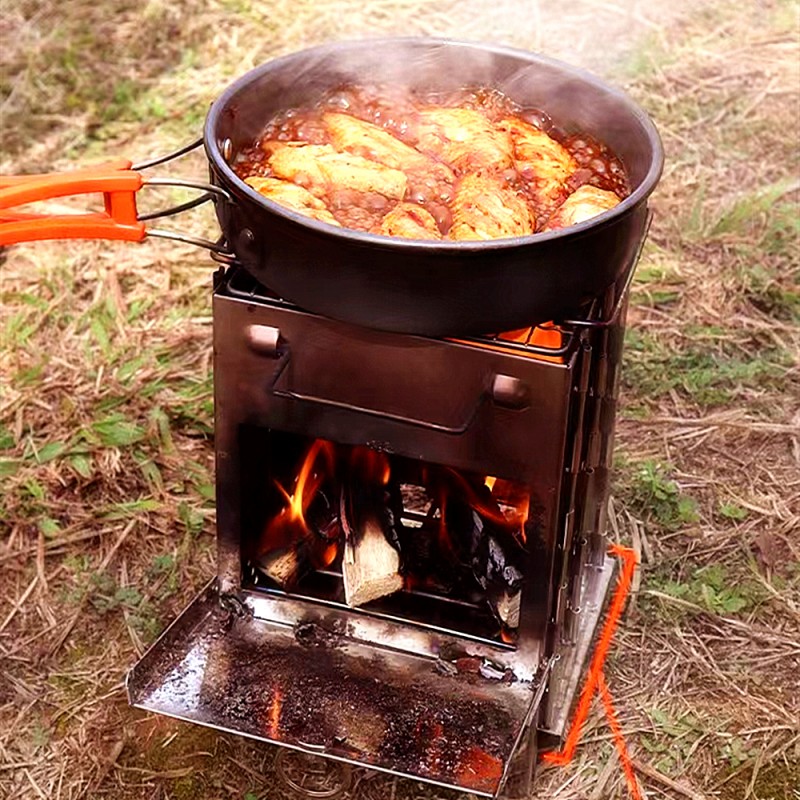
[126,237,643,798]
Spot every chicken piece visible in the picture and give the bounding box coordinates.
[497,117,577,217]
[542,185,621,231]
[416,108,513,174]
[323,113,452,178]
[245,176,340,226]
[378,203,442,240]
[266,142,407,200]
[450,175,534,241]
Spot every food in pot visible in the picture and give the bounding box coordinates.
[379,202,442,240]
[497,116,577,217]
[244,177,341,226]
[264,142,408,200]
[236,86,629,240]
[541,185,622,231]
[416,107,513,173]
[451,174,534,240]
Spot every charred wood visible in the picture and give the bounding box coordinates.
[253,538,313,589]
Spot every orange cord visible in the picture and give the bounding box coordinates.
[543,545,641,798]
[598,671,643,800]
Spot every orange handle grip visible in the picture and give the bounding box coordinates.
[0,160,146,246]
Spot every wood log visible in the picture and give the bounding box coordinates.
[254,538,312,589]
[340,485,403,608]
[342,512,403,607]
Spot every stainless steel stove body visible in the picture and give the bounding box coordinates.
[127,255,633,798]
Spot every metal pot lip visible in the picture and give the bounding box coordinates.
[204,36,664,252]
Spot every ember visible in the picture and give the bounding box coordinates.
[268,685,283,740]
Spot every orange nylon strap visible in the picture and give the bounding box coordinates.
[543,544,641,797]
[598,671,643,800]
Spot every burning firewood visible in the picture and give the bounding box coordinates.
[433,473,526,629]
[255,486,340,590]
[340,477,404,608]
[255,539,313,589]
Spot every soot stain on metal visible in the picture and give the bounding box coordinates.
[164,612,520,791]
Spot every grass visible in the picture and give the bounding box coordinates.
[1,0,799,798]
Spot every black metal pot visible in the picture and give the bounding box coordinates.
[205,38,663,336]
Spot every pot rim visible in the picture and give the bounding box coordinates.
[204,36,664,251]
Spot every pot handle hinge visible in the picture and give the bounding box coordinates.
[134,138,236,262]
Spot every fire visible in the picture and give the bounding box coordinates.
[442,469,529,541]
[320,540,339,568]
[267,686,283,739]
[500,627,517,645]
[456,745,503,789]
[490,478,530,544]
[349,445,391,485]
[258,438,338,571]
[273,439,335,531]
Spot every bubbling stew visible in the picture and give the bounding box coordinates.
[235,85,630,241]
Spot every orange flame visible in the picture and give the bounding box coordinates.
[319,540,339,568]
[442,469,529,541]
[500,627,517,645]
[267,686,283,739]
[260,439,336,558]
[456,745,503,790]
[276,439,335,529]
[350,446,391,485]
[490,478,530,544]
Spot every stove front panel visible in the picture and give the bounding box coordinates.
[213,291,575,483]
[212,287,580,664]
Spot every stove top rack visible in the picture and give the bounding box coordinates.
[218,243,641,360]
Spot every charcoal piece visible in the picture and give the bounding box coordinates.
[430,476,526,629]
[477,535,525,592]
[306,485,340,541]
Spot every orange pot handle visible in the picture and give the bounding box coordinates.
[0,160,146,246]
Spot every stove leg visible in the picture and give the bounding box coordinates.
[274,749,352,798]
[503,725,539,799]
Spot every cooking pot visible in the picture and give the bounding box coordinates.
[0,38,663,336]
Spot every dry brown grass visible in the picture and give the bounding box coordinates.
[1,0,799,798]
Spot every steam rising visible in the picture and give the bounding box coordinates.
[274,0,693,75]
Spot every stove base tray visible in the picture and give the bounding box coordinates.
[127,581,548,798]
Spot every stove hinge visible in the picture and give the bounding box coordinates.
[557,322,617,646]
[554,336,593,646]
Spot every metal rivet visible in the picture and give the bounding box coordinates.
[245,324,281,356]
[221,138,233,161]
[238,228,255,251]
[491,374,530,409]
